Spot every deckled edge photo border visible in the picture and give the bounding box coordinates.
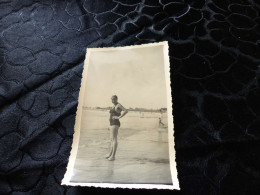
[61,41,180,190]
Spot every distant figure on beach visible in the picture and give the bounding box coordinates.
[159,110,165,127]
[106,95,128,161]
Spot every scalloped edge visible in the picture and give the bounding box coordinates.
[61,41,180,190]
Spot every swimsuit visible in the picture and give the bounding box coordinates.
[109,105,121,127]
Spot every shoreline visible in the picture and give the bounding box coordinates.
[72,127,171,184]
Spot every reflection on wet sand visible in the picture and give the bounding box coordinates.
[71,109,172,184]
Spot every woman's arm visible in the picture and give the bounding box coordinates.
[118,104,128,119]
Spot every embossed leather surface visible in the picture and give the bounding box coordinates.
[0,0,260,194]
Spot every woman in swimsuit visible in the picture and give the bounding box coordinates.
[106,95,128,161]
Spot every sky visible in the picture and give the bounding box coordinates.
[83,45,168,109]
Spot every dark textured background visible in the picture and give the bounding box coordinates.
[0,0,260,194]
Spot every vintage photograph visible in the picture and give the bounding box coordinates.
[62,42,179,190]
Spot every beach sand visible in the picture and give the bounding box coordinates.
[70,109,172,184]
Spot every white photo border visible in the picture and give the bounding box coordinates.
[61,41,180,190]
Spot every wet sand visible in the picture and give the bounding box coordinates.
[71,109,172,184]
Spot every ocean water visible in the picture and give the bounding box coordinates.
[81,109,167,129]
[71,109,172,184]
[79,109,169,145]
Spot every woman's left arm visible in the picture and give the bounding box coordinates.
[118,104,128,119]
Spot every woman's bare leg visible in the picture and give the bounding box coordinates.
[106,127,113,158]
[108,125,119,161]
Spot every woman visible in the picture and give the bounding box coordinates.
[106,95,128,161]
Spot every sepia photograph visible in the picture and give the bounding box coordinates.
[62,42,179,190]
